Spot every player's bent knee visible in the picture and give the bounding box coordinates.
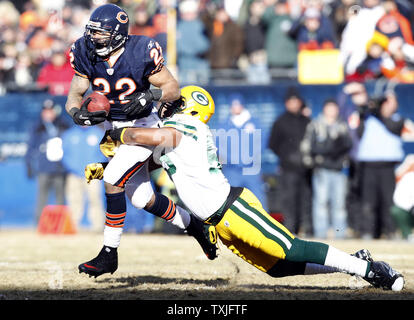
[129,192,153,209]
[126,185,154,210]
[104,181,124,194]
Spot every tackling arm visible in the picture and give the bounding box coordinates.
[110,127,182,148]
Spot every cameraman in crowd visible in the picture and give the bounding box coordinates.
[356,92,406,239]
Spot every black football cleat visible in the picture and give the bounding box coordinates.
[354,249,404,291]
[364,261,404,291]
[353,248,373,262]
[186,215,218,260]
[78,246,118,278]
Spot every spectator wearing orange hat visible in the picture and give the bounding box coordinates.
[346,31,391,82]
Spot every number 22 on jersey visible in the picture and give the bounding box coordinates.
[93,77,137,104]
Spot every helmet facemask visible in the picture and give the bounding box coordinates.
[85,23,126,57]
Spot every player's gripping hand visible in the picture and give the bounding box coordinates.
[121,89,162,117]
[85,162,106,183]
[70,98,107,126]
[158,97,184,119]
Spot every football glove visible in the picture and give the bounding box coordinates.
[108,128,127,143]
[158,97,185,119]
[70,98,107,126]
[121,89,162,118]
[85,162,106,183]
[99,130,121,158]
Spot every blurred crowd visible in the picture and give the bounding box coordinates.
[1,0,414,93]
[23,82,414,240]
[3,0,413,239]
[266,82,414,241]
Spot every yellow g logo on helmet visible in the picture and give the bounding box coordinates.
[180,86,215,124]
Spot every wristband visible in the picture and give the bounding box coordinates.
[69,107,79,118]
[110,128,127,143]
[120,128,126,144]
[150,89,163,101]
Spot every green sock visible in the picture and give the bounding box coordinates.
[285,238,329,265]
[286,238,370,277]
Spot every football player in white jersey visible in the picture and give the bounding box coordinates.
[90,86,404,291]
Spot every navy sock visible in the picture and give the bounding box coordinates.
[105,191,126,228]
[146,192,176,221]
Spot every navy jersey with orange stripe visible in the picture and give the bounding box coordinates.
[69,35,164,121]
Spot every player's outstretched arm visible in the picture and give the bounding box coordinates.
[109,127,182,148]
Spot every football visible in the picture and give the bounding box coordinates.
[85,91,110,115]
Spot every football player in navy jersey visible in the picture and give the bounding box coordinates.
[65,4,217,278]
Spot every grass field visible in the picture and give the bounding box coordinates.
[0,229,413,303]
[0,230,414,320]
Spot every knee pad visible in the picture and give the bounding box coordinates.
[125,180,154,210]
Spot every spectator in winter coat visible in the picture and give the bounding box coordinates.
[129,4,156,38]
[203,5,244,69]
[61,125,106,232]
[301,99,353,239]
[375,0,414,45]
[243,0,270,84]
[216,94,266,209]
[260,0,297,68]
[268,88,312,236]
[176,0,210,84]
[292,8,336,51]
[25,99,70,222]
[36,49,74,95]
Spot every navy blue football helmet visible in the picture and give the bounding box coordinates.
[85,4,129,57]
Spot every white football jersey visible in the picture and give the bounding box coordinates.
[158,113,231,220]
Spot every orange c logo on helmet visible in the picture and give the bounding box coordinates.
[116,12,128,24]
